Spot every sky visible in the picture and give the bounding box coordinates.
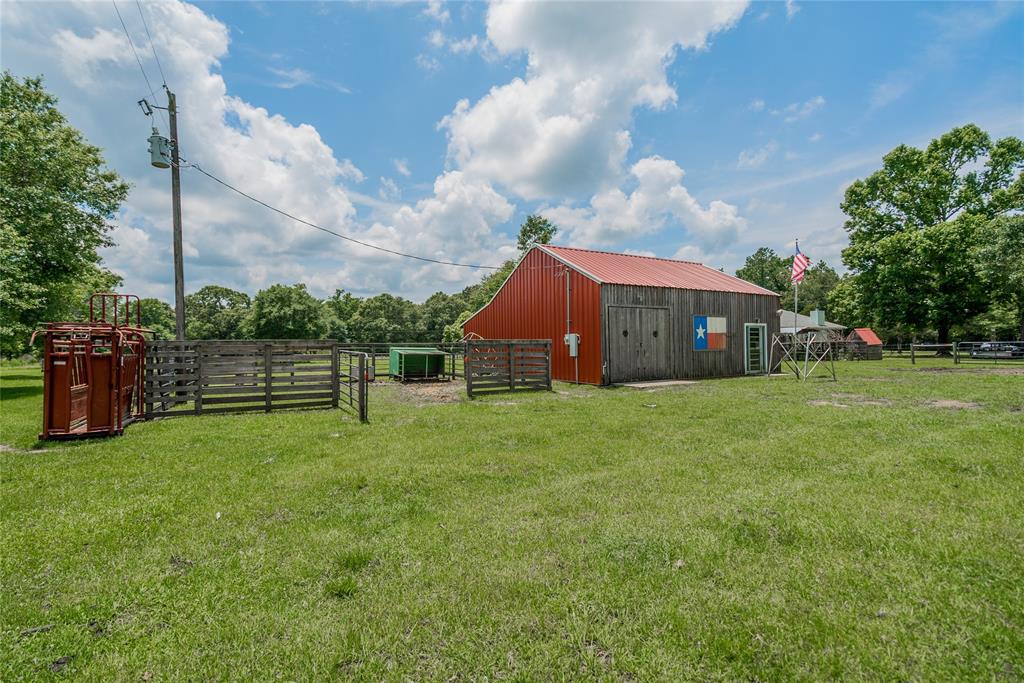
[3,0,1022,303]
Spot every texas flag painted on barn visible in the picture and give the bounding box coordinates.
[693,316,727,350]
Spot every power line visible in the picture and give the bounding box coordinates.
[185,162,501,270]
[112,0,168,131]
[135,0,167,86]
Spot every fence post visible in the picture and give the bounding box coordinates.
[911,344,916,365]
[194,344,203,415]
[546,341,552,390]
[331,343,340,408]
[465,342,475,398]
[358,353,367,422]
[264,343,273,412]
[508,342,515,390]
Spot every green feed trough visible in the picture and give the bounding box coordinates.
[389,347,449,381]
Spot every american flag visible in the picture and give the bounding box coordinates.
[791,245,810,283]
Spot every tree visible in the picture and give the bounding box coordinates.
[845,216,989,342]
[347,293,418,343]
[840,124,1024,342]
[1,72,129,355]
[516,214,558,253]
[185,286,251,340]
[735,247,790,294]
[419,291,466,342]
[248,284,325,340]
[976,215,1024,339]
[442,310,473,343]
[779,261,840,314]
[138,298,176,340]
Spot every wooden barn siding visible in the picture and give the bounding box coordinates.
[601,285,780,380]
[462,248,604,384]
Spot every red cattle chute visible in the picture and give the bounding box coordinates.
[35,293,152,440]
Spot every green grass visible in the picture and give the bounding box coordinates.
[2,360,1022,680]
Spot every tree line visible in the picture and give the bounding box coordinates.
[3,72,1021,357]
[735,124,1023,343]
[136,216,556,344]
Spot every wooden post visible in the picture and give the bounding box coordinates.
[331,343,340,408]
[194,347,203,415]
[264,343,273,412]
[546,341,552,390]
[508,342,515,391]
[911,344,916,365]
[465,342,475,398]
[358,353,367,422]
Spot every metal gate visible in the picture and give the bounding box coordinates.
[144,340,368,421]
[606,306,672,383]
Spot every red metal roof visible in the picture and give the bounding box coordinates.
[853,327,883,345]
[540,245,778,296]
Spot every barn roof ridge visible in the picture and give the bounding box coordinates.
[537,244,777,296]
[543,244,704,266]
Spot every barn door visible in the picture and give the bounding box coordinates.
[606,306,671,382]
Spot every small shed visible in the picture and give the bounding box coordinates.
[389,347,449,381]
[462,245,780,384]
[845,328,883,360]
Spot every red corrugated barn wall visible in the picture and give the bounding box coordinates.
[463,248,603,384]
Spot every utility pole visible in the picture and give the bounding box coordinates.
[167,88,186,341]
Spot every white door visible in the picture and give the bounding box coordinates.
[745,324,767,374]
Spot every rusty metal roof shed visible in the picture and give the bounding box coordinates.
[540,245,776,296]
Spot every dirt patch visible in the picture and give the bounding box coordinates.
[808,400,851,408]
[0,443,51,454]
[925,397,978,409]
[376,380,464,406]
[809,394,893,409]
[555,390,591,399]
[831,393,893,407]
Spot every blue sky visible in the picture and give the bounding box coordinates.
[3,1,1022,301]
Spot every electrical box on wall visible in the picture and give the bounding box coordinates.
[564,333,579,357]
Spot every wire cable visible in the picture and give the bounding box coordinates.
[185,162,501,270]
[135,0,167,86]
[112,0,167,131]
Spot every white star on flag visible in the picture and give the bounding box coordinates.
[696,324,706,339]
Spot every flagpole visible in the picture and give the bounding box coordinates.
[794,238,800,378]
[793,238,799,339]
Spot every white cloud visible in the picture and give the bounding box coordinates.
[785,0,800,20]
[415,53,441,72]
[52,27,134,85]
[367,171,517,291]
[737,140,778,169]
[541,156,745,251]
[773,95,825,123]
[748,98,765,112]
[809,132,823,143]
[449,34,482,55]
[440,1,748,200]
[869,78,910,111]
[268,66,350,93]
[423,0,449,24]
[379,177,400,201]
[3,0,516,302]
[393,158,411,177]
[427,29,445,48]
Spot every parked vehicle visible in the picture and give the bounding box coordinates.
[970,342,1024,359]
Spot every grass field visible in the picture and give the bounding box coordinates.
[2,360,1022,680]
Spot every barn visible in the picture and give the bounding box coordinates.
[462,245,780,384]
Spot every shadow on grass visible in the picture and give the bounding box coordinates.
[0,384,44,401]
